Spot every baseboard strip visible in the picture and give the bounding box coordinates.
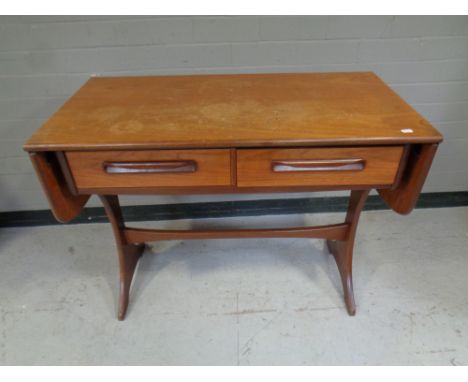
[1,192,467,228]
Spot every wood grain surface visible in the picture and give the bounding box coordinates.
[23,72,442,152]
[237,146,404,188]
[66,149,232,191]
[378,143,439,214]
[29,152,89,222]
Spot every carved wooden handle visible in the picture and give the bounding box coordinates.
[271,158,366,172]
[103,160,197,174]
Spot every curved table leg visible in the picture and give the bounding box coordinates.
[99,190,368,320]
[99,195,145,320]
[327,190,369,316]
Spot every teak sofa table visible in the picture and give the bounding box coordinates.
[24,72,443,320]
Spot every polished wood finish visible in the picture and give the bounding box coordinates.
[23,72,443,320]
[271,158,366,172]
[124,223,349,243]
[29,152,89,222]
[70,183,397,196]
[390,144,411,191]
[99,195,145,321]
[378,144,438,214]
[24,72,442,152]
[327,190,369,315]
[66,149,232,191]
[98,192,366,320]
[55,151,80,195]
[237,146,404,188]
[103,160,197,174]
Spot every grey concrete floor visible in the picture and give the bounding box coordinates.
[1,207,468,365]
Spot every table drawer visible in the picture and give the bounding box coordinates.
[65,149,232,191]
[237,146,404,188]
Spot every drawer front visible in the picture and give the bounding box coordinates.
[237,146,404,188]
[66,149,232,191]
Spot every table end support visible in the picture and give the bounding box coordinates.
[326,239,356,316]
[117,242,145,320]
[99,195,145,321]
[326,189,369,316]
[99,189,369,320]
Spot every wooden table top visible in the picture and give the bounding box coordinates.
[24,72,442,152]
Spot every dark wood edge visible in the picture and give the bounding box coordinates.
[74,184,392,195]
[56,151,80,196]
[391,144,411,190]
[23,137,443,153]
[230,148,237,186]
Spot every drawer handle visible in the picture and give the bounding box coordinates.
[103,160,197,174]
[271,159,365,172]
